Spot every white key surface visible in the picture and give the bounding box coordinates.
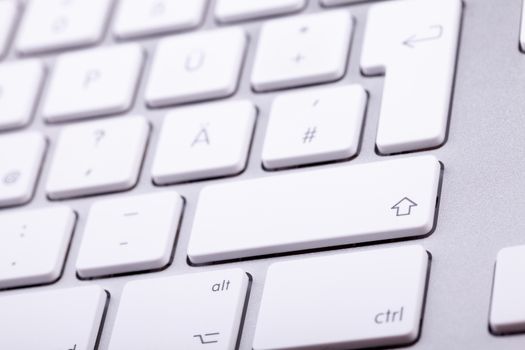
[251,11,352,92]
[146,27,247,107]
[152,100,256,184]
[0,60,45,130]
[361,0,461,154]
[0,286,107,350]
[43,44,144,122]
[0,132,46,207]
[46,116,149,200]
[76,191,183,278]
[215,0,306,23]
[262,85,367,169]
[322,0,374,5]
[188,155,441,264]
[0,206,75,289]
[16,0,112,55]
[108,269,249,350]
[253,245,429,350]
[0,0,17,58]
[521,1,525,52]
[114,0,207,39]
[490,245,525,334]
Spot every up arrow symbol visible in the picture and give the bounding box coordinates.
[391,197,418,216]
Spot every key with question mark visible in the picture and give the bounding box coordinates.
[93,129,105,147]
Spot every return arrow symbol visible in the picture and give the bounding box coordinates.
[403,25,443,48]
[391,197,418,216]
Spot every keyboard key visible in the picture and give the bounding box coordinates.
[188,155,441,264]
[253,245,429,350]
[321,0,375,5]
[521,1,525,51]
[490,245,525,334]
[114,0,207,39]
[0,0,18,58]
[152,100,256,185]
[146,27,247,107]
[0,285,107,350]
[215,0,306,23]
[0,60,45,131]
[262,85,367,169]
[46,116,149,200]
[76,191,183,278]
[0,132,46,208]
[16,0,112,55]
[42,44,144,123]
[0,206,75,289]
[108,269,249,350]
[361,0,461,154]
[251,11,352,92]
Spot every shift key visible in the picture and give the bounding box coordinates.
[188,155,441,264]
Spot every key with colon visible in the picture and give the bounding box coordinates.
[0,206,75,289]
[361,0,462,154]
[188,155,441,264]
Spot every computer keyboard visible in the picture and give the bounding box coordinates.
[0,0,524,349]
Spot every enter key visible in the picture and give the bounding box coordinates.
[361,0,462,154]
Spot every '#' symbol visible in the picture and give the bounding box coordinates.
[302,127,317,143]
[193,332,220,344]
[391,197,418,216]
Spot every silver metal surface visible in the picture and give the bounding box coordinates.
[1,0,523,348]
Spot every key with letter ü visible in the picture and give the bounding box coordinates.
[361,0,462,154]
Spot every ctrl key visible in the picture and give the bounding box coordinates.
[0,285,108,350]
[253,245,430,350]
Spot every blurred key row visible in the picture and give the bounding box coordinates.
[0,0,367,58]
[0,155,440,286]
[0,1,461,156]
[1,85,368,206]
[0,245,430,350]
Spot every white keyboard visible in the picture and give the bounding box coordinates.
[0,0,523,349]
